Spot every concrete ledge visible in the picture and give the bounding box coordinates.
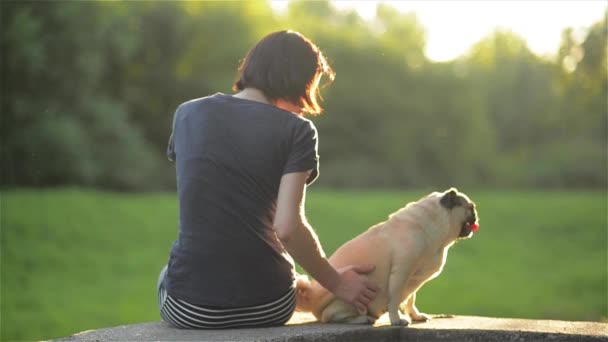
[58,313,608,341]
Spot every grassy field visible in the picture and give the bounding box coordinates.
[1,188,606,341]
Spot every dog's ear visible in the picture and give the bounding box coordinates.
[440,188,459,209]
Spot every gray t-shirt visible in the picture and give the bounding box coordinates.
[164,93,319,307]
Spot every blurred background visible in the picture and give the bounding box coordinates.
[1,1,606,340]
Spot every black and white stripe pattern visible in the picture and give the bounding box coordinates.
[157,284,296,329]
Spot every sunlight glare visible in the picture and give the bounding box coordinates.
[271,0,606,62]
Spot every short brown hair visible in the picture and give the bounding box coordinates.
[233,30,335,115]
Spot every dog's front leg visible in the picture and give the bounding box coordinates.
[387,266,414,326]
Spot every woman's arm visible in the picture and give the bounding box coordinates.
[274,171,378,312]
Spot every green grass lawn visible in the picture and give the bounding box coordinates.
[1,188,606,340]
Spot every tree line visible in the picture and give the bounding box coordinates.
[2,1,606,190]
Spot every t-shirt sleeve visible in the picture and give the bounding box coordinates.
[283,120,319,185]
[166,105,182,162]
[166,132,176,162]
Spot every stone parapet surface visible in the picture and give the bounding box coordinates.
[58,312,608,341]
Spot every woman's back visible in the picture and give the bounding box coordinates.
[164,93,319,307]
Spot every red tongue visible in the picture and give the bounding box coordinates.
[467,222,479,232]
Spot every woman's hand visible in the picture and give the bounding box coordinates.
[330,264,379,314]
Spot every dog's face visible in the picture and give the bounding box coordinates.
[438,188,479,239]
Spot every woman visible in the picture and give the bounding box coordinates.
[158,30,377,329]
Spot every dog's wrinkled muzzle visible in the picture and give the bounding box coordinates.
[459,210,479,238]
[467,206,479,232]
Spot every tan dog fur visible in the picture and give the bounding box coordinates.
[296,188,479,326]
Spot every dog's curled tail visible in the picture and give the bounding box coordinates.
[296,274,311,289]
[295,274,312,312]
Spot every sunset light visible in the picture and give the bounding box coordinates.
[271,0,606,62]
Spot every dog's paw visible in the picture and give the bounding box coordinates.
[410,312,432,322]
[390,318,411,326]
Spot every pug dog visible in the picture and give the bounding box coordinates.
[296,188,479,326]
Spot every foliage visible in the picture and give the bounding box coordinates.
[1,189,606,340]
[1,2,163,190]
[1,1,606,190]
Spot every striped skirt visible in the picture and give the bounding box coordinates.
[157,266,296,329]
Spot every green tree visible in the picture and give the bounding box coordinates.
[549,14,607,187]
[1,1,604,190]
[1,2,162,190]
